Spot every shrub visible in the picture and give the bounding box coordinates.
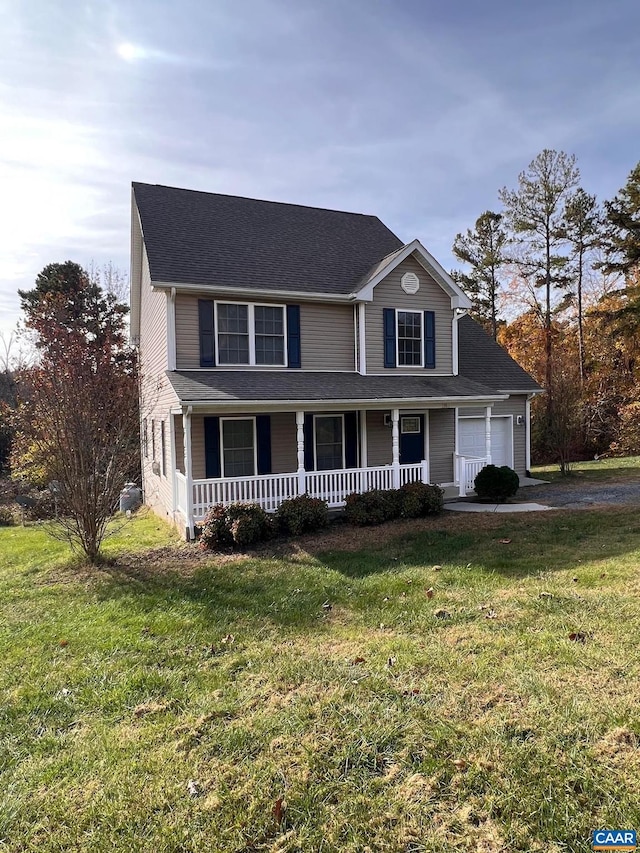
[0,505,16,526]
[226,503,270,547]
[399,481,444,517]
[344,489,401,526]
[276,494,329,536]
[200,503,233,551]
[474,464,519,501]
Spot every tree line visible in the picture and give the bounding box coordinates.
[451,151,640,471]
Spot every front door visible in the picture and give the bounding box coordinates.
[399,414,424,464]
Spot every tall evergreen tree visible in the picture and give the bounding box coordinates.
[603,162,640,277]
[563,188,602,382]
[452,211,507,339]
[499,149,580,400]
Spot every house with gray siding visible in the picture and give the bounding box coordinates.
[130,182,541,537]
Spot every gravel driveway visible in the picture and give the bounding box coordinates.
[520,477,640,508]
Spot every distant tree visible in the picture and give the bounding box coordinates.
[499,150,580,400]
[12,264,139,563]
[603,162,640,278]
[562,189,602,381]
[452,211,507,339]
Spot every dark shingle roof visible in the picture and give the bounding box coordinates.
[458,316,542,392]
[167,371,500,404]
[133,182,403,295]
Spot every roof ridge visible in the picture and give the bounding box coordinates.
[131,181,390,222]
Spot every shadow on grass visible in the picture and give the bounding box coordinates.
[81,506,640,631]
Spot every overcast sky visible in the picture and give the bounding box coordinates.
[1,0,639,338]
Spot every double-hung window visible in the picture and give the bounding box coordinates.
[314,415,345,471]
[216,303,286,366]
[221,418,256,477]
[396,310,423,367]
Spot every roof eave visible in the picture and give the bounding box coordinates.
[172,393,509,412]
[151,281,357,303]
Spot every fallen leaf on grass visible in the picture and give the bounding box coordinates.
[321,601,332,611]
[484,610,498,620]
[452,759,467,771]
[498,538,512,544]
[58,640,68,648]
[569,632,587,643]
[426,587,435,599]
[539,592,554,599]
[187,779,200,798]
[221,634,235,645]
[432,565,442,572]
[272,796,286,825]
[387,656,396,667]
[352,656,366,665]
[402,688,421,696]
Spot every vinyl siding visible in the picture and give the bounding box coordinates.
[429,409,455,483]
[366,411,391,466]
[364,256,454,374]
[138,244,179,520]
[175,295,354,371]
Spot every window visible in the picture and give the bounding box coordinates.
[401,416,421,434]
[160,421,166,476]
[397,310,423,367]
[221,418,256,478]
[314,415,344,471]
[216,303,286,366]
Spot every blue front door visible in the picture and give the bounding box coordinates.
[399,414,424,464]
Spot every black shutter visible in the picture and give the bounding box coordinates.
[286,305,301,368]
[383,308,396,368]
[344,412,358,469]
[256,415,272,475]
[424,310,435,369]
[304,414,314,471]
[204,417,221,478]
[199,300,215,367]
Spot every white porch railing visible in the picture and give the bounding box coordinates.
[179,462,428,520]
[455,454,489,496]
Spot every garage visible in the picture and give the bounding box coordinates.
[458,416,513,468]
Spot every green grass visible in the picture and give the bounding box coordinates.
[532,454,640,482]
[2,507,640,851]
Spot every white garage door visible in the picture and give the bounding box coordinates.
[458,417,512,468]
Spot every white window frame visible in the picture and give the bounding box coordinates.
[395,308,424,368]
[214,301,288,367]
[219,416,258,478]
[401,416,421,434]
[313,413,346,472]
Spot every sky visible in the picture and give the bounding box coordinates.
[1,0,640,339]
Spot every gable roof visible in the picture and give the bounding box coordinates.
[132,182,403,296]
[458,315,542,393]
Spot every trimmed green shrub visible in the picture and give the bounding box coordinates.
[276,494,329,536]
[200,504,233,551]
[399,481,444,517]
[474,464,520,501]
[226,503,270,547]
[344,489,402,526]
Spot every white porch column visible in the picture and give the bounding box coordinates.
[485,406,492,465]
[391,408,400,489]
[183,406,195,539]
[296,411,306,495]
[359,410,368,468]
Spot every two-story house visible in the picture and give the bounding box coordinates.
[130,182,541,538]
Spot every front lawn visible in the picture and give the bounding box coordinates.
[532,454,640,482]
[1,508,640,851]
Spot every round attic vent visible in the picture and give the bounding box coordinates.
[401,271,420,294]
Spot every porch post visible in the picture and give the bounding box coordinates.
[485,406,492,465]
[183,406,195,540]
[296,411,306,495]
[359,410,368,468]
[391,408,400,489]
[169,412,177,513]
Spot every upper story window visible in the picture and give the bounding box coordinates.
[216,302,286,366]
[397,310,423,367]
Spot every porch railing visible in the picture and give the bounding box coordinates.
[455,454,489,496]
[177,462,428,520]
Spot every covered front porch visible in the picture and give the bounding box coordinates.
[170,405,495,537]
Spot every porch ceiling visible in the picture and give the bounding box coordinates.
[167,370,505,410]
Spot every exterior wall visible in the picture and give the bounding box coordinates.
[364,256,454,374]
[366,411,391,466]
[429,408,455,484]
[174,294,355,371]
[138,243,178,522]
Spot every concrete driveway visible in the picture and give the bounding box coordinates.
[519,477,640,509]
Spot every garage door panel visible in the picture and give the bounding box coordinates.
[459,418,511,468]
